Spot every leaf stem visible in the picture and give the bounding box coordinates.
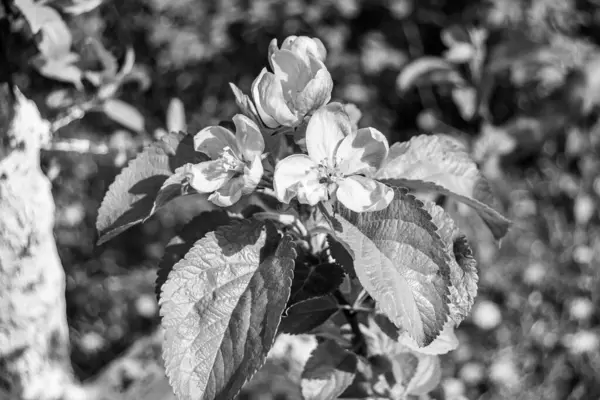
[333,290,367,357]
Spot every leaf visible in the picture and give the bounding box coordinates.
[290,262,345,304]
[102,98,145,133]
[160,221,296,400]
[149,163,194,217]
[155,210,232,302]
[423,202,478,324]
[16,0,72,59]
[376,134,511,240]
[301,339,358,400]
[166,97,187,133]
[326,235,356,278]
[396,57,461,92]
[402,353,441,396]
[33,53,83,89]
[334,188,451,346]
[96,131,206,245]
[62,0,103,15]
[279,296,339,335]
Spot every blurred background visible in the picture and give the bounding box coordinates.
[14,0,600,399]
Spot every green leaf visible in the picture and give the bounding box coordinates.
[290,262,345,305]
[155,210,232,302]
[301,339,358,400]
[62,0,103,15]
[16,0,72,59]
[279,296,338,335]
[96,131,206,245]
[33,53,83,88]
[102,99,145,133]
[335,188,451,346]
[160,220,296,400]
[326,235,356,278]
[423,202,478,324]
[166,97,187,133]
[396,57,463,92]
[376,134,511,240]
[149,163,194,217]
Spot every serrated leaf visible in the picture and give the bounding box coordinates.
[326,235,356,278]
[335,188,451,346]
[160,221,296,400]
[290,262,345,305]
[149,163,193,217]
[96,131,206,245]
[155,210,232,301]
[301,339,358,400]
[376,134,511,240]
[396,57,461,92]
[166,97,187,133]
[102,98,145,133]
[423,202,478,324]
[279,296,338,335]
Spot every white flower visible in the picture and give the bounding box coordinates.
[188,114,264,207]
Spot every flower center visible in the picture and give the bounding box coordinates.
[220,146,244,172]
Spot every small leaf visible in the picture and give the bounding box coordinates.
[326,235,356,278]
[149,163,193,217]
[290,262,345,304]
[33,54,83,88]
[160,221,296,400]
[166,97,187,133]
[279,296,339,335]
[377,134,511,240]
[423,202,478,324]
[85,37,118,78]
[396,57,460,92]
[301,339,358,400]
[16,0,72,59]
[96,131,206,245]
[102,98,145,133]
[335,188,451,346]
[403,353,441,396]
[155,210,232,301]
[62,0,103,15]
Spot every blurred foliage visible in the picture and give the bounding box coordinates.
[5,0,600,398]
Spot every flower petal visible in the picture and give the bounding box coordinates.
[242,155,264,194]
[194,125,238,159]
[209,176,244,207]
[337,127,389,176]
[251,68,298,127]
[271,49,312,94]
[188,160,233,193]
[336,175,394,212]
[305,104,352,165]
[294,66,333,117]
[273,154,320,203]
[232,114,265,161]
[281,36,327,63]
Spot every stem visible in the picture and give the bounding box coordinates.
[333,290,367,357]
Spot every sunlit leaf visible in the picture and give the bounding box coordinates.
[102,98,145,133]
[160,222,296,400]
[397,57,462,92]
[377,134,511,240]
[166,97,187,133]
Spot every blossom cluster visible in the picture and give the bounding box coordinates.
[187,35,394,213]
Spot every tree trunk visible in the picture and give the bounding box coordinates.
[0,86,74,400]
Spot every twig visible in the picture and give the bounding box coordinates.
[49,100,97,133]
[42,138,111,155]
[333,290,367,356]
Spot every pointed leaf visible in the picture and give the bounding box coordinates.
[279,296,338,335]
[160,220,296,400]
[301,339,358,400]
[326,235,356,278]
[290,262,345,304]
[396,57,462,92]
[102,98,145,133]
[33,54,83,88]
[377,134,511,240]
[423,202,478,324]
[334,188,451,346]
[155,210,232,301]
[16,0,72,59]
[96,131,207,245]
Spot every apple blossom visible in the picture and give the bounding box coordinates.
[188,114,264,207]
[251,36,333,129]
[273,105,394,212]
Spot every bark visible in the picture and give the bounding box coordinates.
[0,86,74,400]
